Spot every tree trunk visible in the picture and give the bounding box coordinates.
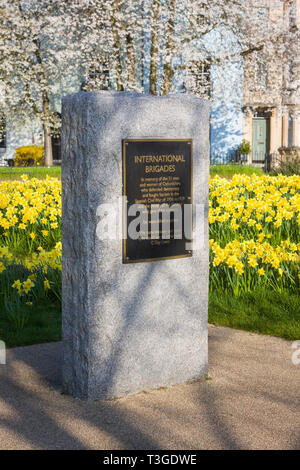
[161,0,176,95]
[43,123,53,167]
[42,93,53,167]
[112,0,124,91]
[140,5,145,91]
[149,0,160,95]
[126,33,136,90]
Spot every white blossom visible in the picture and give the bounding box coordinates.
[0,1,299,163]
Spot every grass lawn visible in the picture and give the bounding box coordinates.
[1,289,299,348]
[210,164,264,177]
[0,300,61,348]
[209,289,300,341]
[0,164,264,181]
[0,166,61,180]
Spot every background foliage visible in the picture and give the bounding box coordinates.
[15,145,44,167]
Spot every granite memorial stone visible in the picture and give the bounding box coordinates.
[62,91,209,400]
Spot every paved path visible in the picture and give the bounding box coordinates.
[0,325,299,450]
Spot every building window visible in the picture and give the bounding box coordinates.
[289,1,296,29]
[51,135,61,161]
[186,62,211,97]
[254,52,268,89]
[288,114,293,147]
[257,6,269,18]
[0,118,6,149]
[83,63,110,91]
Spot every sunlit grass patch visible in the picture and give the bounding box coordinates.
[0,166,61,180]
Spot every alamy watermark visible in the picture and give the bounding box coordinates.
[291,341,300,366]
[96,198,207,250]
[0,340,6,365]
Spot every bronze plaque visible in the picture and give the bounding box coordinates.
[122,139,193,263]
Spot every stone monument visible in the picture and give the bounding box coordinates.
[62,91,209,400]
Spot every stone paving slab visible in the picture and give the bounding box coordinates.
[0,325,299,450]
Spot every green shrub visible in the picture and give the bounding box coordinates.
[15,145,44,167]
[238,139,251,155]
[273,147,300,175]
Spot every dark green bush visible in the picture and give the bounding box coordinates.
[273,147,300,175]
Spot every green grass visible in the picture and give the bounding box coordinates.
[1,289,298,348]
[0,166,61,180]
[0,164,263,181]
[0,300,61,348]
[210,164,264,178]
[209,289,300,341]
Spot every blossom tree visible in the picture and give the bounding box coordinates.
[0,0,299,165]
[0,0,108,165]
[96,0,299,102]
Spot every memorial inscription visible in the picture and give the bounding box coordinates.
[123,139,193,263]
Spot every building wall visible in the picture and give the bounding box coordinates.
[210,61,244,163]
[185,27,244,164]
[0,120,43,163]
[243,0,300,163]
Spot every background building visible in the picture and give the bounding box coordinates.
[242,0,300,166]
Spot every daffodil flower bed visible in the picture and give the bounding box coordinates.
[0,175,61,327]
[209,174,300,295]
[0,173,299,329]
